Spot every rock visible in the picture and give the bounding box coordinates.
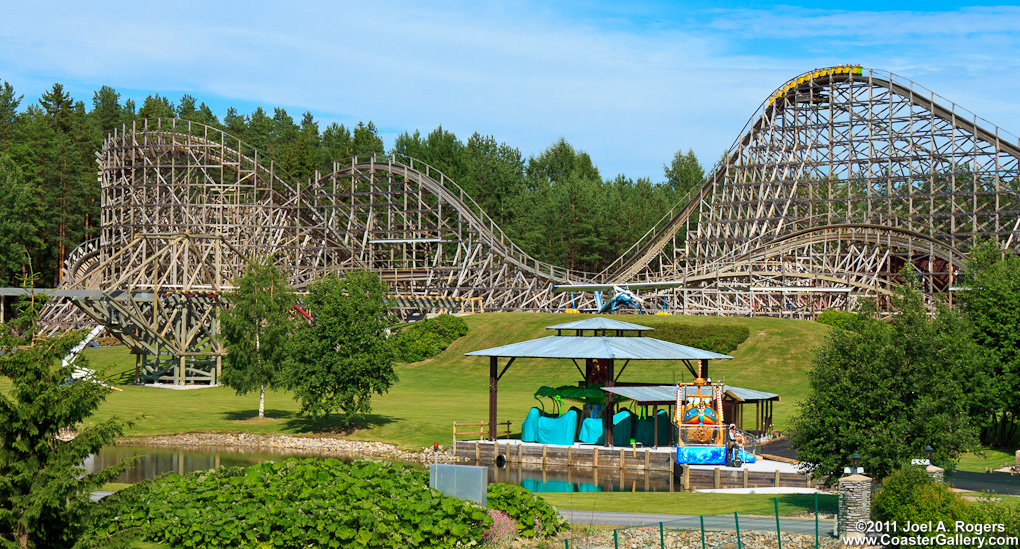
[115,432,472,464]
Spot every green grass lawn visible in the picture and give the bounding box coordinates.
[958,448,1019,472]
[539,492,837,517]
[9,312,830,450]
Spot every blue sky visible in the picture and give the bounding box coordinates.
[2,1,1019,182]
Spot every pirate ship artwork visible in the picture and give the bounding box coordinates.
[675,377,756,467]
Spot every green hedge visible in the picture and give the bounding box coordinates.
[650,323,750,354]
[391,314,469,362]
[87,458,564,548]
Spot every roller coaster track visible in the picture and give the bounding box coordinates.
[601,67,1019,319]
[28,66,1020,382]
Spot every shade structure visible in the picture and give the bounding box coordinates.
[601,385,779,405]
[543,318,653,332]
[600,385,779,435]
[466,321,733,446]
[465,335,732,361]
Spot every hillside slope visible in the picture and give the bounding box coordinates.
[58,313,829,449]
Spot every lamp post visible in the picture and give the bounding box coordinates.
[851,452,861,474]
[925,444,933,463]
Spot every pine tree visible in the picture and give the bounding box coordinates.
[0,155,41,286]
[0,293,133,549]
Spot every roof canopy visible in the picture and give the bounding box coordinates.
[465,335,732,361]
[602,385,779,404]
[544,318,652,332]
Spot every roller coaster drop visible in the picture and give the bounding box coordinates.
[34,67,1020,384]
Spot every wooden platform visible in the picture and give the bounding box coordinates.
[453,440,816,490]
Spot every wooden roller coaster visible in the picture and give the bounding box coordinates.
[29,66,1020,384]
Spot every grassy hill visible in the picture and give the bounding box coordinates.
[11,313,830,450]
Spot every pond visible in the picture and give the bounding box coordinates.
[85,445,676,493]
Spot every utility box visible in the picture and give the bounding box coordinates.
[429,464,487,506]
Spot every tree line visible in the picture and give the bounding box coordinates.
[0,80,705,287]
[792,242,1020,481]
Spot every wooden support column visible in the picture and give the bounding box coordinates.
[584,358,593,386]
[604,358,615,447]
[699,359,709,379]
[489,356,498,441]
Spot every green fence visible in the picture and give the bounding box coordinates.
[561,495,832,549]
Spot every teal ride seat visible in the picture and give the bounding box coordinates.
[521,407,542,442]
[634,410,670,446]
[577,417,603,444]
[578,409,635,445]
[536,407,580,445]
[612,409,634,445]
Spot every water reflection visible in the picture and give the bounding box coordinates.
[84,445,358,484]
[85,445,677,493]
[484,459,675,493]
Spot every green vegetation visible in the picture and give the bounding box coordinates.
[872,466,1020,535]
[390,314,469,363]
[289,270,397,426]
[0,299,132,549]
[90,458,490,548]
[958,448,1019,472]
[872,467,969,526]
[957,241,1020,446]
[650,323,749,354]
[90,458,563,548]
[486,484,566,538]
[539,492,837,517]
[218,257,296,419]
[792,277,986,481]
[0,79,702,287]
[57,312,825,449]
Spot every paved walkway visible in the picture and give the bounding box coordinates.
[559,510,834,536]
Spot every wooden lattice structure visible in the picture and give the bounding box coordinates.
[606,67,1020,317]
[39,119,598,382]
[33,66,1020,382]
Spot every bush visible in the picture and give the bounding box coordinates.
[816,310,863,331]
[650,323,750,354]
[391,314,469,362]
[89,458,489,548]
[872,466,970,526]
[486,483,566,538]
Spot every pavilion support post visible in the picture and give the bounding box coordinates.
[699,359,708,380]
[604,359,615,447]
[489,356,498,441]
[584,358,593,386]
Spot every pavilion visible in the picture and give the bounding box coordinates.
[465,317,734,447]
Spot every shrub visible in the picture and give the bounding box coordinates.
[89,458,489,548]
[487,483,566,538]
[650,323,750,354]
[872,466,970,526]
[391,314,469,362]
[482,509,517,549]
[816,310,863,331]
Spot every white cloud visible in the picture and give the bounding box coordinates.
[2,1,1020,180]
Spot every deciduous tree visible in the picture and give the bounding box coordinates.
[790,274,987,482]
[957,240,1020,446]
[288,270,397,426]
[218,258,296,419]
